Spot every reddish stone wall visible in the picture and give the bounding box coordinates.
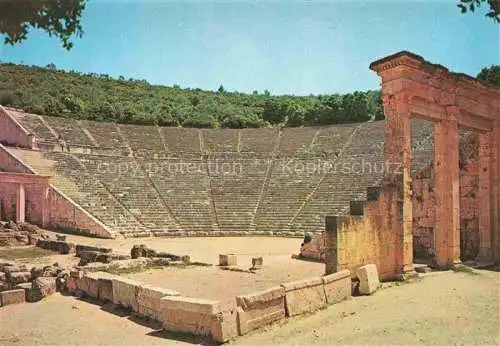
[0,107,33,148]
[0,183,44,224]
[48,188,114,238]
[413,136,480,262]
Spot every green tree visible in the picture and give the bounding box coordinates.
[0,0,87,50]
[476,65,500,87]
[457,0,499,22]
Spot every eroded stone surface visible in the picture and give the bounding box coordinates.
[356,264,380,295]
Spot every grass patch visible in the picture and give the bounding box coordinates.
[451,264,479,276]
[0,247,56,260]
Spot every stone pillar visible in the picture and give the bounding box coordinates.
[434,107,461,268]
[477,131,492,262]
[41,184,50,228]
[324,216,339,275]
[492,121,500,262]
[16,183,25,224]
[382,93,415,277]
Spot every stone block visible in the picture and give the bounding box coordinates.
[356,264,380,295]
[0,289,25,306]
[322,270,351,304]
[29,277,56,302]
[236,286,286,335]
[97,276,115,302]
[76,245,112,257]
[160,296,237,343]
[7,271,31,286]
[211,300,238,344]
[112,277,142,311]
[281,277,327,317]
[219,254,237,266]
[136,285,180,321]
[251,257,263,269]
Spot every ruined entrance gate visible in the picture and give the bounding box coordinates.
[320,51,499,280]
[370,51,500,273]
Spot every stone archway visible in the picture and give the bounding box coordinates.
[370,51,500,270]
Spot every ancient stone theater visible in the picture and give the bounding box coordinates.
[1,51,499,281]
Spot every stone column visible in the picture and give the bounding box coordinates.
[492,121,500,262]
[41,184,50,228]
[477,131,492,262]
[16,183,25,224]
[434,107,461,268]
[382,93,415,277]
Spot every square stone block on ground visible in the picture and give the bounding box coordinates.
[322,269,351,304]
[356,264,380,295]
[236,286,286,335]
[281,277,327,317]
[219,254,237,266]
[0,289,26,306]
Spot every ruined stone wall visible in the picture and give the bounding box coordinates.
[325,187,403,280]
[0,107,33,148]
[47,188,114,238]
[413,135,480,261]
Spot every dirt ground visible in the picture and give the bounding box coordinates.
[0,234,324,300]
[0,269,498,346]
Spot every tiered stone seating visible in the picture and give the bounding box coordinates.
[142,159,216,233]
[310,124,358,157]
[291,123,386,233]
[9,109,57,142]
[42,115,95,147]
[48,153,149,236]
[277,127,318,157]
[82,120,128,152]
[209,158,267,233]
[411,119,434,176]
[202,129,239,153]
[162,128,201,154]
[5,148,146,237]
[342,121,385,156]
[239,128,278,155]
[118,124,165,155]
[78,154,180,234]
[255,159,323,233]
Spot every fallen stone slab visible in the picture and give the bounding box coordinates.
[322,270,351,304]
[2,264,28,274]
[29,277,56,302]
[6,271,31,286]
[76,245,112,257]
[356,264,380,295]
[236,286,286,335]
[36,239,75,254]
[0,289,26,306]
[281,277,327,317]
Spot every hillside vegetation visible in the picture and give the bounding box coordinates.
[0,62,384,128]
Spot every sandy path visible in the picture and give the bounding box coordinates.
[1,270,498,345]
